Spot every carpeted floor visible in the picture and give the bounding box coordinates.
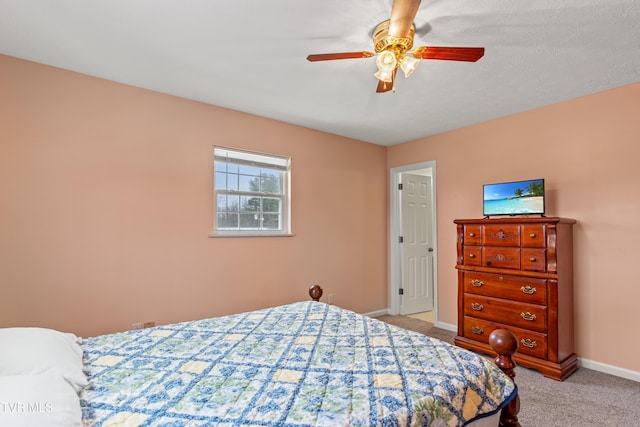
[374,315,640,427]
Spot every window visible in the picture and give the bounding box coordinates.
[212,147,291,236]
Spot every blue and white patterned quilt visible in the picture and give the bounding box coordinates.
[80,302,516,426]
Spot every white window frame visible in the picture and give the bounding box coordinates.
[210,146,292,237]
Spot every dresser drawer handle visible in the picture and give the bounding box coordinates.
[469,253,476,258]
[469,232,476,237]
[471,326,484,335]
[521,286,537,295]
[498,276,504,282]
[521,312,537,321]
[471,279,484,287]
[471,303,484,311]
[529,257,537,262]
[521,338,538,349]
[529,233,537,238]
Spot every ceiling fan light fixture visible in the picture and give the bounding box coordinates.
[374,68,394,83]
[376,50,397,72]
[375,50,397,82]
[399,55,420,78]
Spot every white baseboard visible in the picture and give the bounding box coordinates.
[363,308,458,332]
[363,308,390,318]
[438,326,640,383]
[434,321,456,332]
[366,309,640,383]
[578,358,640,382]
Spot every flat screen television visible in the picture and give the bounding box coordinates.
[483,178,545,216]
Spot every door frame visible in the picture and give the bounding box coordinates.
[389,161,438,319]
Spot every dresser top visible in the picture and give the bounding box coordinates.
[454,217,576,225]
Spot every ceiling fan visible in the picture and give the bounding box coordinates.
[306,0,484,93]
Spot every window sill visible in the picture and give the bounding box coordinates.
[208,232,295,238]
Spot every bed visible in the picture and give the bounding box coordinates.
[0,286,520,426]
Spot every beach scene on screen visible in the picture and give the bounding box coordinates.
[483,179,544,215]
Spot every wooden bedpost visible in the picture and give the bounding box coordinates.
[489,329,521,427]
[308,285,323,301]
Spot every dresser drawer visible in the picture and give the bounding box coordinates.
[482,247,520,269]
[464,225,482,245]
[463,272,547,305]
[482,225,520,247]
[463,246,482,266]
[463,316,548,359]
[463,294,547,332]
[522,224,546,248]
[521,248,546,272]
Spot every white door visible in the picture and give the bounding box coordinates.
[400,173,434,315]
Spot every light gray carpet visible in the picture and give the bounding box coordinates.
[374,315,640,426]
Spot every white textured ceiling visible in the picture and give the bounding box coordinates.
[1,0,639,146]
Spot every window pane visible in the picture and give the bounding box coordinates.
[214,160,227,173]
[216,171,239,192]
[260,172,281,194]
[263,197,280,213]
[217,194,240,213]
[239,213,260,229]
[262,214,280,230]
[217,213,238,229]
[216,194,227,211]
[240,196,260,212]
[226,173,239,191]
[239,174,258,192]
[238,164,261,176]
[215,172,227,190]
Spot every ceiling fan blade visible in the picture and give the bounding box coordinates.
[419,47,485,62]
[388,0,421,38]
[376,80,392,93]
[306,52,374,62]
[376,69,397,93]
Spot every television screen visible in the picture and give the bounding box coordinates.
[483,179,545,216]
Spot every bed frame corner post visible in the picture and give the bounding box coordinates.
[308,285,323,301]
[489,329,521,427]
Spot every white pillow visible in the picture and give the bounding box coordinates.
[0,327,88,392]
[0,373,82,427]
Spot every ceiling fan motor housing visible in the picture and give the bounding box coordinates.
[373,20,415,54]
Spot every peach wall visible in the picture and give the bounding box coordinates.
[388,81,640,373]
[0,54,387,337]
[3,52,639,374]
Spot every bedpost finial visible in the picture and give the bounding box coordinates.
[489,329,518,358]
[489,329,521,427]
[308,285,323,301]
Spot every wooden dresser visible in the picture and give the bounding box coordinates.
[454,217,577,381]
